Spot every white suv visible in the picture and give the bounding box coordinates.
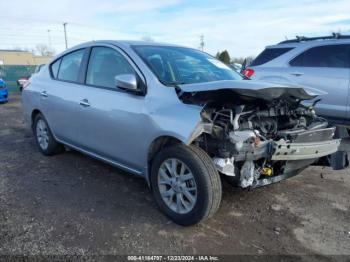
[244,34,350,126]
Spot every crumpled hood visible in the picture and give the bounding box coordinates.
[178,80,326,102]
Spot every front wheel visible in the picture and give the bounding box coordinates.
[151,144,222,226]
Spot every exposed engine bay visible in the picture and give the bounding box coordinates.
[178,84,341,188]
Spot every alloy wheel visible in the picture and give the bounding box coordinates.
[36,119,49,150]
[158,158,197,214]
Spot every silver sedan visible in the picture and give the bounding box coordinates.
[22,41,339,225]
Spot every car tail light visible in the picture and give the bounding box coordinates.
[18,77,28,83]
[242,68,254,78]
[22,80,30,90]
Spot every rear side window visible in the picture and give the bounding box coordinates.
[57,49,85,82]
[290,45,349,68]
[50,59,61,78]
[250,48,293,66]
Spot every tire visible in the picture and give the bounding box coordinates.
[33,113,63,156]
[150,144,222,226]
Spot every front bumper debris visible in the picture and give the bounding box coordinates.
[252,169,305,188]
[237,127,341,188]
[272,127,340,161]
[271,139,340,161]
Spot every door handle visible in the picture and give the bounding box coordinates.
[79,99,90,107]
[290,72,304,76]
[40,91,48,97]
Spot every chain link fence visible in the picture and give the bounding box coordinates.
[0,65,36,92]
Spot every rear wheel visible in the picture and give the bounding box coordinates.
[151,144,222,226]
[33,113,63,155]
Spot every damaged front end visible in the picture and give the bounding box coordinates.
[180,82,340,188]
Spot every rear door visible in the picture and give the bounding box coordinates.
[43,49,86,144]
[284,44,350,122]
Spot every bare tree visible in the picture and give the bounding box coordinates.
[34,44,55,56]
[231,56,255,65]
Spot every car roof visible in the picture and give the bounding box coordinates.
[266,38,350,49]
[47,40,190,66]
[73,40,183,49]
[250,37,350,67]
[56,40,185,57]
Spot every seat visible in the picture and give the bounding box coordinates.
[94,56,122,88]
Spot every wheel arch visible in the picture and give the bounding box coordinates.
[146,135,183,186]
[31,109,42,128]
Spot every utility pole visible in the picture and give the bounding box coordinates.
[199,35,204,51]
[47,29,52,49]
[63,22,68,49]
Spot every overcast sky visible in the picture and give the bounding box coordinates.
[1,0,349,57]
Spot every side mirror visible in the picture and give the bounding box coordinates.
[114,74,138,91]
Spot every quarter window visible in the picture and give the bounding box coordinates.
[50,59,61,78]
[57,49,85,82]
[86,47,135,88]
[290,45,349,68]
[250,48,293,66]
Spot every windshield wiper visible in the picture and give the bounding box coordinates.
[163,81,187,87]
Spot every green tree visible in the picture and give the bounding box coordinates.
[217,50,231,64]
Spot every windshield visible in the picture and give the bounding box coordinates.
[132,46,242,85]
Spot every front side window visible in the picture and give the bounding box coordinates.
[86,47,135,88]
[133,46,241,86]
[57,49,85,82]
[290,45,349,68]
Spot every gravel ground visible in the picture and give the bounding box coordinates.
[0,94,349,260]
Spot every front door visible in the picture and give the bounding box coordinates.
[74,46,148,172]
